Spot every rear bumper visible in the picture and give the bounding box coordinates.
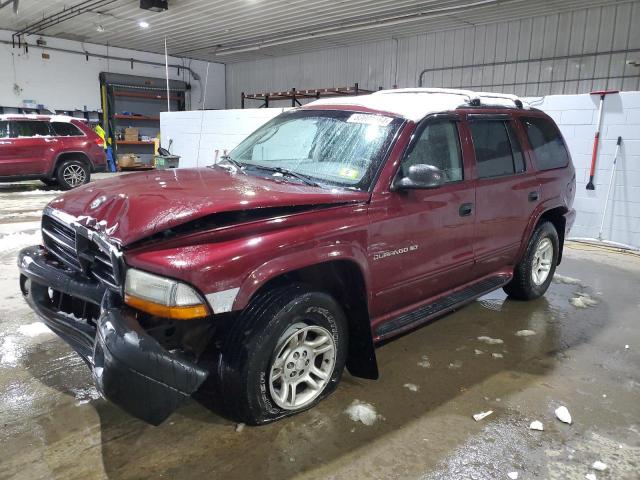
[18,245,209,425]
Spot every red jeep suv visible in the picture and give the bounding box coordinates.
[18,89,576,425]
[0,114,107,189]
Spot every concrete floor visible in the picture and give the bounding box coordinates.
[1,178,639,480]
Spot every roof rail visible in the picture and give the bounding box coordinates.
[472,91,524,109]
[374,88,525,108]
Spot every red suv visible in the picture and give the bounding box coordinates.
[0,115,106,189]
[18,89,576,425]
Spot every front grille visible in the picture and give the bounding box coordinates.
[42,216,81,270]
[42,213,121,289]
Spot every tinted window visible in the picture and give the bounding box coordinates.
[521,117,569,170]
[12,121,51,137]
[402,121,463,182]
[0,121,9,138]
[469,120,519,178]
[505,122,525,173]
[51,121,83,136]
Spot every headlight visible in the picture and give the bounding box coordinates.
[124,268,208,320]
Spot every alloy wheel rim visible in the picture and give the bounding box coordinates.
[269,323,336,410]
[63,165,86,187]
[531,237,553,285]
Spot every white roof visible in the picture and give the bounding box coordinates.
[306,88,530,122]
[0,113,77,122]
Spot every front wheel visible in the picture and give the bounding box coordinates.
[56,160,90,190]
[218,284,348,425]
[503,221,559,300]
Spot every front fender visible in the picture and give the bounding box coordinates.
[233,243,370,311]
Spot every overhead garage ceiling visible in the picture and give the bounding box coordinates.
[0,0,629,63]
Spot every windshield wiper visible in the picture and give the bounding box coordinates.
[214,155,246,174]
[248,164,321,187]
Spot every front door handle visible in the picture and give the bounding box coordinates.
[459,202,473,217]
[528,191,540,202]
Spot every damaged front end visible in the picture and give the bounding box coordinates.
[17,209,210,425]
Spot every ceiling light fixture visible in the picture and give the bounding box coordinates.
[138,20,149,28]
[140,0,167,12]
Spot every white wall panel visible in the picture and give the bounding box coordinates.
[533,92,640,248]
[226,2,640,109]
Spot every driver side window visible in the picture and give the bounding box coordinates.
[402,120,463,182]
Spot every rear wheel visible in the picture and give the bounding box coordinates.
[503,221,559,300]
[56,160,90,190]
[218,284,348,425]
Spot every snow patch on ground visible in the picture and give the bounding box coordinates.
[0,336,20,366]
[0,210,43,220]
[492,352,504,359]
[569,292,598,308]
[417,355,431,368]
[553,274,584,286]
[403,383,419,392]
[477,336,504,345]
[72,386,101,406]
[15,190,62,196]
[530,420,544,431]
[345,400,381,426]
[515,329,537,337]
[17,322,52,337]
[555,405,572,424]
[448,360,462,369]
[472,410,493,421]
[0,231,42,253]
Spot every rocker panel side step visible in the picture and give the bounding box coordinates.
[375,274,511,339]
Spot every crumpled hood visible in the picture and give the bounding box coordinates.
[47,168,369,246]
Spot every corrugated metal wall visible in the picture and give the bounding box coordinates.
[226,1,640,108]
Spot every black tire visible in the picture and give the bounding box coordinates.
[504,221,559,300]
[56,159,90,190]
[40,178,58,187]
[218,283,348,425]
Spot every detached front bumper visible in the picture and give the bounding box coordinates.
[18,245,209,425]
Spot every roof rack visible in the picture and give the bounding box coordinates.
[374,88,525,109]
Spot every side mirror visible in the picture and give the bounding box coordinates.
[393,164,445,190]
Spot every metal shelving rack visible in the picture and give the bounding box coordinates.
[100,72,187,166]
[241,83,381,108]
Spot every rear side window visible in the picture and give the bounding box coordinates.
[12,120,51,137]
[469,120,524,178]
[0,121,9,138]
[521,117,570,170]
[51,122,84,136]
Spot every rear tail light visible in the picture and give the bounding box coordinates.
[94,137,105,148]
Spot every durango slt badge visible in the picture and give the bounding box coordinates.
[373,245,418,260]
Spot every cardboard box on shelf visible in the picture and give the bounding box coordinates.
[124,127,139,141]
[117,153,138,168]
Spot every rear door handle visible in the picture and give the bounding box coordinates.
[459,203,473,217]
[528,191,540,202]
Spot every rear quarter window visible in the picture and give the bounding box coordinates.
[521,116,570,170]
[51,122,84,136]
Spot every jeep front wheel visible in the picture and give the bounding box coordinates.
[503,221,559,300]
[219,284,348,425]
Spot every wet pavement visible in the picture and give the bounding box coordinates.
[1,179,639,480]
